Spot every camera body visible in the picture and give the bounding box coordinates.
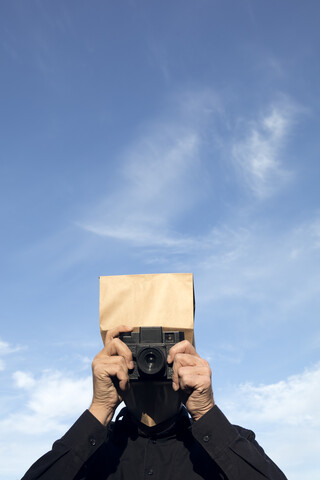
[119,327,184,381]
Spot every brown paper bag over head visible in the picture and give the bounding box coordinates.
[99,273,194,345]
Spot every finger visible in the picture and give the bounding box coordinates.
[176,365,212,379]
[105,338,134,369]
[171,355,205,388]
[115,365,131,392]
[96,337,134,369]
[172,362,211,390]
[178,373,212,393]
[167,340,199,363]
[106,325,133,343]
[93,354,130,374]
[94,363,130,392]
[173,353,207,368]
[172,353,211,384]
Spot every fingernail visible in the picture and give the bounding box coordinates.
[167,355,172,363]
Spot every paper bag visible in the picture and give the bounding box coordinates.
[99,273,194,344]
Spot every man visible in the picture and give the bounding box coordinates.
[22,325,287,480]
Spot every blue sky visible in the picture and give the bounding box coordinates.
[1,1,320,478]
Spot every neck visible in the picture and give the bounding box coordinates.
[124,381,182,426]
[140,412,157,427]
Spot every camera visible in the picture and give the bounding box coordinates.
[119,327,184,381]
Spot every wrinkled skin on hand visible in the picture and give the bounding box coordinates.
[168,340,215,422]
[89,325,133,426]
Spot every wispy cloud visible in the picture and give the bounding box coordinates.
[195,212,320,303]
[219,363,320,480]
[224,363,320,426]
[0,369,91,479]
[77,94,299,254]
[232,100,295,198]
[2,370,92,435]
[77,131,199,248]
[8,363,318,480]
[0,339,21,356]
[76,93,215,247]
[0,339,23,371]
[20,93,304,287]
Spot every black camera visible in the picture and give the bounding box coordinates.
[119,327,184,381]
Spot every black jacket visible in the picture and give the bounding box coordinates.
[21,405,287,480]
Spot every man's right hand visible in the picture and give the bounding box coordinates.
[89,325,134,426]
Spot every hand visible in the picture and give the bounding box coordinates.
[89,325,134,426]
[167,340,214,422]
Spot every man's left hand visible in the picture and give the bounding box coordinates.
[167,341,214,422]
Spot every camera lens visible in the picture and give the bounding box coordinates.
[145,353,156,366]
[136,347,165,377]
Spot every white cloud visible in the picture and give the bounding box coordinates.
[76,90,221,248]
[0,369,125,479]
[0,339,19,356]
[0,438,54,480]
[8,364,317,479]
[193,213,320,319]
[224,363,320,426]
[219,364,320,480]
[0,339,23,371]
[76,94,300,256]
[232,101,295,198]
[77,128,201,247]
[13,371,36,389]
[0,360,147,479]
[0,369,92,479]
[123,131,199,199]
[81,223,196,250]
[267,426,320,480]
[27,372,91,421]
[1,370,92,435]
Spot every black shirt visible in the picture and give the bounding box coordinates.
[21,406,287,480]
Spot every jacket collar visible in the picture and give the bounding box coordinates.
[114,405,192,439]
